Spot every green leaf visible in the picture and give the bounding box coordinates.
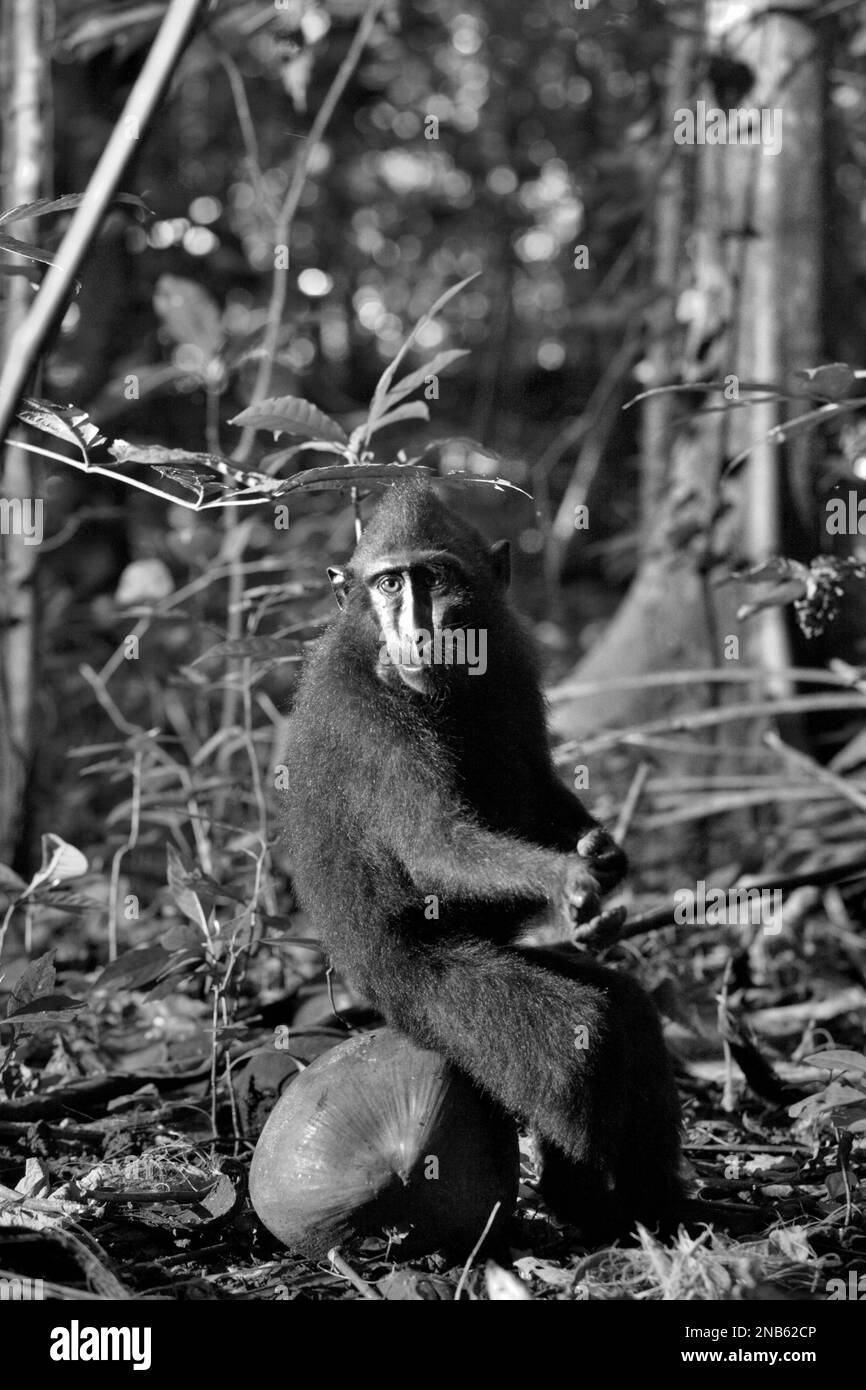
[153,274,224,360]
[108,443,285,499]
[31,890,105,914]
[17,397,105,453]
[0,232,74,274]
[268,461,435,495]
[110,442,231,470]
[259,440,351,472]
[804,1049,866,1076]
[91,945,201,994]
[160,922,205,952]
[30,834,88,892]
[369,348,468,421]
[7,949,56,1016]
[792,363,855,400]
[6,994,84,1019]
[788,1082,866,1119]
[368,274,479,426]
[438,468,532,500]
[166,845,208,925]
[0,192,150,227]
[365,401,430,436]
[229,396,348,444]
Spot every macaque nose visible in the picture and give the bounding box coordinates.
[403,590,433,665]
[397,631,428,667]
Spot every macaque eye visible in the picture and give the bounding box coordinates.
[425,566,451,590]
[376,574,403,595]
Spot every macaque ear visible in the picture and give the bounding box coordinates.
[489,539,511,588]
[328,567,349,610]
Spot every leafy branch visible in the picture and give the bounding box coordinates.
[7,275,530,510]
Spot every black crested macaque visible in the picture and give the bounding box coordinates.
[281,478,682,1238]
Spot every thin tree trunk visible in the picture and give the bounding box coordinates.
[0,0,47,862]
[641,30,698,522]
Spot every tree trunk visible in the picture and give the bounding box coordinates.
[551,2,825,872]
[0,0,47,863]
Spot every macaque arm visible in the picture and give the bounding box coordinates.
[392,814,579,906]
[544,776,600,839]
[358,751,602,910]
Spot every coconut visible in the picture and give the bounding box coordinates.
[249,1028,519,1258]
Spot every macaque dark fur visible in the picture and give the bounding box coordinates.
[281,478,682,1239]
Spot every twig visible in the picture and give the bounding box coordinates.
[107,744,144,962]
[78,662,142,738]
[216,47,266,210]
[763,729,866,815]
[327,1248,381,1300]
[561,693,866,758]
[576,853,866,946]
[2,438,266,510]
[718,960,737,1112]
[549,664,866,703]
[216,0,386,776]
[614,761,651,843]
[233,0,388,466]
[454,1201,501,1301]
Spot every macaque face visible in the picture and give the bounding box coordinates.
[328,527,508,695]
[364,550,469,694]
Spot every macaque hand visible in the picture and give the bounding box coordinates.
[560,856,603,927]
[576,826,627,896]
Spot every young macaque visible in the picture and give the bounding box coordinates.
[281,478,682,1237]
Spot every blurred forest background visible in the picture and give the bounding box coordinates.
[1,0,866,1299]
